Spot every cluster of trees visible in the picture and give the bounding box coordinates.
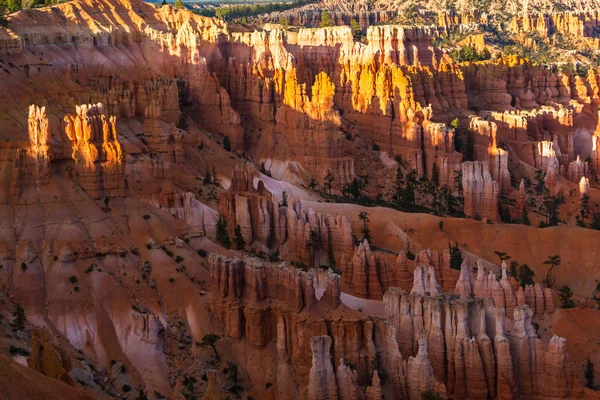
[1,0,62,16]
[449,45,492,63]
[520,172,564,228]
[195,0,316,21]
[310,161,462,219]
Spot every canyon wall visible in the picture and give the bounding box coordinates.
[209,254,578,400]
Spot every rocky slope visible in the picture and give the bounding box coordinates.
[0,0,599,398]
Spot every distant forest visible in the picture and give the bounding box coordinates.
[1,0,67,17]
[193,0,316,20]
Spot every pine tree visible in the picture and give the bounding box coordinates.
[176,112,188,130]
[584,357,595,389]
[174,0,184,9]
[199,334,221,361]
[161,0,167,6]
[431,163,440,187]
[543,255,561,288]
[12,303,26,332]
[222,135,231,151]
[279,191,289,207]
[203,164,211,185]
[319,11,334,27]
[6,0,22,13]
[358,211,372,242]
[241,16,248,25]
[216,213,231,249]
[580,193,590,220]
[350,19,361,40]
[558,285,575,309]
[233,225,246,251]
[449,242,463,270]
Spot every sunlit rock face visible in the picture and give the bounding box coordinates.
[0,0,599,398]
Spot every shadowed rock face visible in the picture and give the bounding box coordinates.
[209,253,581,400]
[0,0,598,398]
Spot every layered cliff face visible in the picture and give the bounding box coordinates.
[209,253,581,400]
[62,103,126,199]
[1,0,599,397]
[219,166,354,265]
[462,161,500,222]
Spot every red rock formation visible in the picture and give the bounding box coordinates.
[29,328,74,386]
[415,249,459,292]
[340,240,395,300]
[406,338,447,400]
[410,264,442,297]
[336,359,364,400]
[579,176,590,197]
[488,142,512,194]
[219,164,276,245]
[220,167,354,264]
[209,253,581,399]
[27,105,52,183]
[516,282,555,316]
[567,155,590,183]
[462,161,499,222]
[515,179,527,219]
[365,370,382,400]
[308,336,338,400]
[62,103,126,199]
[209,254,341,342]
[535,140,560,188]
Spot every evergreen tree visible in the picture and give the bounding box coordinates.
[522,209,531,226]
[494,251,511,262]
[222,135,231,151]
[203,164,211,185]
[580,193,590,220]
[215,213,231,249]
[161,0,167,6]
[350,18,361,40]
[402,170,418,208]
[233,225,245,251]
[279,191,289,207]
[358,211,371,242]
[12,303,26,332]
[319,11,334,27]
[449,242,463,270]
[241,16,248,25]
[542,193,565,227]
[174,0,184,9]
[199,334,221,361]
[543,255,561,288]
[584,357,595,389]
[591,212,600,230]
[6,0,22,13]
[558,285,575,308]
[534,170,547,195]
[342,178,364,200]
[431,163,440,187]
[176,112,188,130]
[517,264,535,288]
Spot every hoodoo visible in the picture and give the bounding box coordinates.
[0,0,599,398]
